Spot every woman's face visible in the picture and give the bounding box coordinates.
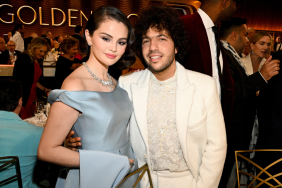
[34,46,48,60]
[251,36,271,59]
[86,19,128,67]
[67,45,79,58]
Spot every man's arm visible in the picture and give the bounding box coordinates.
[196,79,227,188]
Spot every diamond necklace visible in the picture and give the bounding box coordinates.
[82,62,114,91]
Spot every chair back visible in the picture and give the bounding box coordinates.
[0,156,23,188]
[116,164,153,188]
[235,149,282,188]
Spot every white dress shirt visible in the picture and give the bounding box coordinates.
[10,31,24,52]
[197,8,223,98]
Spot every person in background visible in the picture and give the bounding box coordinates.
[56,36,64,44]
[0,78,43,188]
[241,32,273,75]
[7,32,12,40]
[13,37,52,119]
[6,40,21,64]
[72,25,84,43]
[274,37,282,52]
[54,36,82,89]
[241,40,251,57]
[255,50,282,187]
[180,0,240,131]
[10,24,25,52]
[247,27,256,40]
[24,33,38,51]
[0,37,9,64]
[219,18,280,188]
[45,31,53,47]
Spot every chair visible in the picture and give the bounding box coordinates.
[0,156,23,188]
[235,149,282,188]
[116,164,153,188]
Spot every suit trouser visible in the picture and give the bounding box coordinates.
[150,170,196,188]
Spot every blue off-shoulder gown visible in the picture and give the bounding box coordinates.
[48,85,139,188]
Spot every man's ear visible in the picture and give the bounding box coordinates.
[175,47,178,54]
[222,0,231,9]
[231,30,238,41]
[18,97,22,107]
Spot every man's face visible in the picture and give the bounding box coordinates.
[7,41,16,52]
[8,32,12,39]
[278,38,281,43]
[19,25,25,34]
[79,28,84,36]
[0,38,6,52]
[142,28,177,73]
[236,24,249,54]
[58,36,63,43]
[47,32,52,39]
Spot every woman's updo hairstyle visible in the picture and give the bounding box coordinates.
[85,6,136,69]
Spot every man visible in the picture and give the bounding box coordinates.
[72,25,84,43]
[218,17,280,187]
[6,40,21,64]
[247,27,256,40]
[6,40,20,55]
[0,37,9,64]
[274,37,282,52]
[7,32,12,40]
[45,31,53,47]
[241,40,250,57]
[68,6,227,188]
[57,36,64,43]
[255,50,282,187]
[10,24,25,52]
[0,78,43,188]
[180,0,240,130]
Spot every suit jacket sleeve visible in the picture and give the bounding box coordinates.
[196,77,227,188]
[225,50,266,103]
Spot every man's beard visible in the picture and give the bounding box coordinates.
[145,51,175,73]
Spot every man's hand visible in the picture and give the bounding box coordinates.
[260,56,280,81]
[65,131,81,151]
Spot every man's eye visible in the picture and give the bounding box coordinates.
[102,37,110,42]
[142,40,148,44]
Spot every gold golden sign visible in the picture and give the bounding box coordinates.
[0,4,136,27]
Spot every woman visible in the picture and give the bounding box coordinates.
[54,36,82,89]
[38,6,138,188]
[241,31,272,75]
[13,37,51,119]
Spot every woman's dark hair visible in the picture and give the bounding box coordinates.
[85,6,136,69]
[0,78,22,112]
[60,36,79,54]
[134,6,189,66]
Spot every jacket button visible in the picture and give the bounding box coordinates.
[143,154,147,158]
[142,177,146,181]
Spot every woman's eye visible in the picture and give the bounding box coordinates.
[102,37,110,42]
[118,41,127,45]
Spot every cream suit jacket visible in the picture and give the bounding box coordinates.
[119,62,227,188]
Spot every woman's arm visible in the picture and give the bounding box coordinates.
[36,82,52,93]
[37,101,80,167]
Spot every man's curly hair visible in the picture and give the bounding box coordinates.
[134,6,189,66]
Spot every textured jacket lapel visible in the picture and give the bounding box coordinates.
[175,63,195,164]
[130,69,151,148]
